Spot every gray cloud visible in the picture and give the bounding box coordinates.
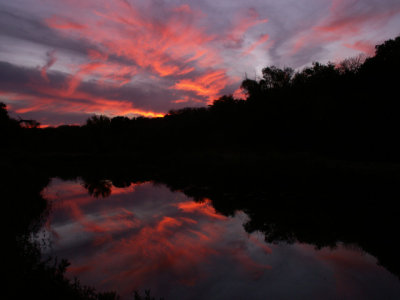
[0,7,94,56]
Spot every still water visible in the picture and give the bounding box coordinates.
[40,178,400,299]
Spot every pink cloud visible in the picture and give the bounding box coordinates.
[343,40,375,56]
[242,33,270,55]
[228,9,268,41]
[41,1,239,109]
[289,0,400,56]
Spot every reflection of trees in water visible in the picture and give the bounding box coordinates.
[182,173,400,279]
[83,179,112,198]
[6,165,121,299]
[65,158,400,280]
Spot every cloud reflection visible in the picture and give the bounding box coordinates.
[43,179,275,298]
[40,178,400,299]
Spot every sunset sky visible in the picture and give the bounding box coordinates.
[1,0,399,126]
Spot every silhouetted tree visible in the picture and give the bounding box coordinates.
[0,102,19,128]
[85,115,111,129]
[261,66,294,89]
[18,118,41,128]
[0,102,8,122]
[336,54,366,75]
[240,78,262,100]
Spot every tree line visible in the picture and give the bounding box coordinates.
[1,35,400,160]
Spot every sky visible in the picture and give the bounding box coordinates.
[1,0,399,126]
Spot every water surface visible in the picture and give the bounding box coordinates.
[41,178,400,299]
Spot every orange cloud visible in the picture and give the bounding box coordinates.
[172,97,190,104]
[173,70,229,102]
[12,89,162,118]
[6,73,164,119]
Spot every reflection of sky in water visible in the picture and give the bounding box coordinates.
[42,178,400,300]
